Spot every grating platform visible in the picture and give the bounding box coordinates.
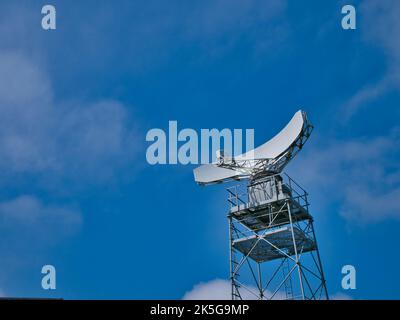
[232,226,315,263]
[230,198,312,231]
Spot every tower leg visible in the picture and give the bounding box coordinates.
[287,200,305,300]
[228,215,234,300]
[229,215,241,300]
[257,263,263,300]
[310,220,329,300]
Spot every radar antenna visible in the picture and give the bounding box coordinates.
[193,110,329,300]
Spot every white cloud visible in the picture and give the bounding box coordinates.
[183,279,286,300]
[290,129,400,223]
[183,279,234,300]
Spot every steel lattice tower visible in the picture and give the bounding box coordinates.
[227,173,328,300]
[192,110,328,299]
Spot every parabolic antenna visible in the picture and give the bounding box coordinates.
[193,110,313,185]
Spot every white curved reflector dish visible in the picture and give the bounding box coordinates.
[236,110,304,161]
[193,164,242,185]
[194,110,307,185]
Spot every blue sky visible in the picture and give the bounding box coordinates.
[0,0,399,299]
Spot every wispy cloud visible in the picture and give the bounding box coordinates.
[0,195,82,241]
[2,1,288,74]
[180,0,289,59]
[0,194,82,297]
[0,51,140,186]
[182,0,287,42]
[0,7,142,295]
[290,129,400,224]
[343,0,400,119]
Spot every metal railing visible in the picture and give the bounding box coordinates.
[227,184,248,209]
[283,173,309,211]
[226,173,309,212]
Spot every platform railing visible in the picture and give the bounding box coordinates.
[227,173,309,212]
[227,184,248,209]
[283,173,309,211]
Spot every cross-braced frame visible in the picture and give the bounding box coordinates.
[227,173,329,300]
